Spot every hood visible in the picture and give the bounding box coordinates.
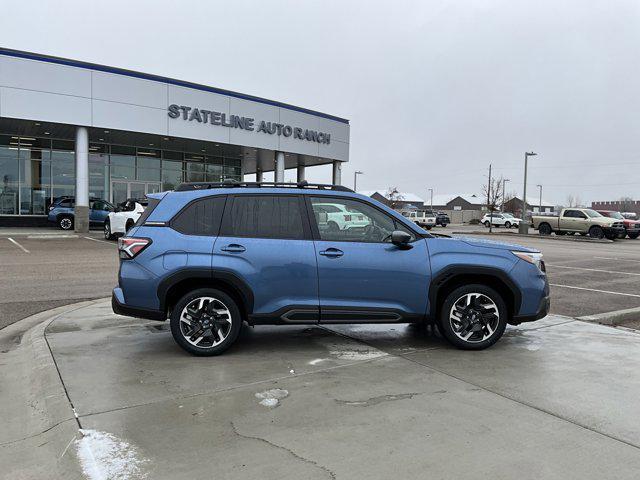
[458,236,538,253]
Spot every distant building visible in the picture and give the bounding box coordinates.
[429,193,485,212]
[592,200,640,216]
[504,196,555,215]
[359,190,425,211]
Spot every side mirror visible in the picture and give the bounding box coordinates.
[391,230,412,248]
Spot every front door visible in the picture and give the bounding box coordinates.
[213,194,319,321]
[308,196,431,323]
[110,181,161,205]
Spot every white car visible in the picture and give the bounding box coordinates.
[481,213,520,228]
[400,210,436,229]
[104,199,147,240]
[312,202,371,232]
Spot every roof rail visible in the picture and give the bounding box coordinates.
[174,180,354,192]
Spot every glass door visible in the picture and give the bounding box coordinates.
[110,181,161,205]
[111,181,129,206]
[129,182,146,201]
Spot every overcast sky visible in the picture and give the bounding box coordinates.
[2,0,639,205]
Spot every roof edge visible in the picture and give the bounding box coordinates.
[0,47,349,124]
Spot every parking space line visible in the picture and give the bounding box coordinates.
[7,237,30,253]
[83,236,114,246]
[547,264,640,276]
[550,284,640,298]
[594,256,640,264]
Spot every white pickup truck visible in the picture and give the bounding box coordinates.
[400,210,436,229]
[104,199,147,240]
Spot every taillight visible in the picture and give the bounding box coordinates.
[344,215,352,221]
[118,237,151,259]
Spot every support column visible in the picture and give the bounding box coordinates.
[332,161,342,186]
[256,168,264,183]
[74,126,89,233]
[297,164,306,183]
[275,151,285,183]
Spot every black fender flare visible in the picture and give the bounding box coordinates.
[428,265,521,317]
[157,267,255,314]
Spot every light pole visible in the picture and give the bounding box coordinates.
[519,151,537,234]
[428,188,433,212]
[501,178,510,212]
[353,171,363,191]
[537,184,543,213]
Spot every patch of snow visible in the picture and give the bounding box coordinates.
[289,369,295,374]
[329,348,385,361]
[76,429,147,480]
[308,358,326,365]
[255,388,289,408]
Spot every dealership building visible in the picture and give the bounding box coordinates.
[0,48,350,229]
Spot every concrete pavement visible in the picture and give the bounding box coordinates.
[3,299,640,479]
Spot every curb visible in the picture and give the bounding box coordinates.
[577,306,640,326]
[451,231,613,244]
[0,299,104,479]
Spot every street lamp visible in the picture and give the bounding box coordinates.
[428,188,433,212]
[501,178,510,212]
[519,151,537,234]
[353,171,364,191]
[537,184,543,213]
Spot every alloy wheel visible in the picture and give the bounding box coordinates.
[179,297,233,348]
[60,218,72,230]
[448,293,500,343]
[104,223,110,239]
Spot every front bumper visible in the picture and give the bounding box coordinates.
[603,226,626,235]
[112,287,166,321]
[512,295,550,323]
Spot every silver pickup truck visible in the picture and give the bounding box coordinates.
[531,208,625,239]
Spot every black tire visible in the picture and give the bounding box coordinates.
[618,232,627,239]
[58,215,73,230]
[170,288,242,356]
[104,220,115,240]
[484,221,491,228]
[438,284,507,350]
[538,223,552,235]
[125,219,135,233]
[504,221,511,229]
[589,226,604,239]
[605,231,617,240]
[629,233,639,240]
[441,224,447,228]
[327,221,339,232]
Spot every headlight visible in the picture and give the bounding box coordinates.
[512,251,545,273]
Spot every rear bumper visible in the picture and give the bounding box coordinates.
[112,287,165,321]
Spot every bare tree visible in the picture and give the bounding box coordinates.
[566,194,583,207]
[619,196,635,212]
[481,175,505,213]
[386,187,404,210]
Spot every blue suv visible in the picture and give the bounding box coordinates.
[112,182,549,356]
[48,197,115,230]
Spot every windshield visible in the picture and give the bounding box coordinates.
[584,209,603,218]
[503,213,514,218]
[608,212,624,220]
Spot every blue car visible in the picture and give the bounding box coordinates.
[112,181,549,355]
[48,197,116,230]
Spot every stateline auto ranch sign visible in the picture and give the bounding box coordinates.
[167,104,331,145]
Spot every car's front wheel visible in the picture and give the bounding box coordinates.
[58,215,73,230]
[484,221,491,228]
[104,220,115,240]
[170,288,242,356]
[589,226,605,239]
[439,284,507,350]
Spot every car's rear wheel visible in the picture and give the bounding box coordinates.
[484,221,490,228]
[589,226,605,239]
[104,220,115,240]
[438,284,507,350]
[504,221,511,228]
[58,215,73,230]
[170,288,242,356]
[327,221,339,232]
[538,223,552,235]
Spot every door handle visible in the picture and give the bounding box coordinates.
[221,244,246,253]
[319,248,344,258]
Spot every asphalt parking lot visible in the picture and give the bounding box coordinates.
[2,228,640,478]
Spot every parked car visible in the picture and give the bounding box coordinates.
[400,209,436,229]
[113,181,549,356]
[596,210,640,239]
[47,197,116,230]
[104,199,148,240]
[312,202,371,232]
[481,213,521,229]
[425,210,450,227]
[531,208,625,239]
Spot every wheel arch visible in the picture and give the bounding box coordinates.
[428,266,521,322]
[158,268,254,320]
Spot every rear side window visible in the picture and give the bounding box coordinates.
[135,198,161,226]
[221,195,306,240]
[170,196,226,236]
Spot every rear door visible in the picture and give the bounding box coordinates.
[308,196,430,323]
[213,194,319,322]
